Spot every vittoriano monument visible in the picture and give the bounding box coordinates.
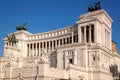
[0,1,120,80]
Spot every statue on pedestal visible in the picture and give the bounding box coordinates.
[38,50,49,63]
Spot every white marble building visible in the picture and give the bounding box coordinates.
[0,9,120,80]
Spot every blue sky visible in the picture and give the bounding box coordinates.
[0,0,120,56]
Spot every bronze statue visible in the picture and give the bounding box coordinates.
[88,1,101,12]
[94,1,101,10]
[6,33,18,46]
[109,64,119,79]
[88,5,94,12]
[16,22,27,31]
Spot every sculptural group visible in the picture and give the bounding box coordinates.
[16,22,27,31]
[6,33,18,46]
[88,1,101,12]
[110,64,120,80]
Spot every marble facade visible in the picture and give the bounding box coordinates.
[0,9,120,80]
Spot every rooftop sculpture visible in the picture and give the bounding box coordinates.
[16,22,27,31]
[88,1,101,12]
[6,33,18,46]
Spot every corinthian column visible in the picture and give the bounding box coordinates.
[49,41,51,52]
[28,44,30,56]
[84,26,86,43]
[78,27,81,43]
[89,25,91,44]
[33,43,35,56]
[35,43,37,56]
[38,42,40,56]
[72,32,74,43]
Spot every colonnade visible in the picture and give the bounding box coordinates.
[6,42,15,46]
[27,24,94,56]
[27,35,78,56]
[81,24,95,44]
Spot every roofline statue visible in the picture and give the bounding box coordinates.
[94,1,101,10]
[88,1,101,12]
[16,22,27,31]
[6,33,18,46]
[88,5,95,12]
